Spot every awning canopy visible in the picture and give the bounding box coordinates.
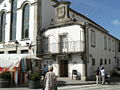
[0,54,41,68]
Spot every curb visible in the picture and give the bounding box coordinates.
[57,81,96,86]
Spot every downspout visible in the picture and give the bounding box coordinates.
[81,22,89,81]
[36,0,42,55]
[85,22,90,80]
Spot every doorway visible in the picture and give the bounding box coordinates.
[60,60,68,77]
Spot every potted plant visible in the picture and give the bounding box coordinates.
[29,72,41,89]
[0,72,11,88]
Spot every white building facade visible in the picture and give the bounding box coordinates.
[87,24,120,79]
[0,0,57,84]
[0,0,55,55]
[41,1,120,80]
[0,0,120,81]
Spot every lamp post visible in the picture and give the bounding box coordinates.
[15,40,19,53]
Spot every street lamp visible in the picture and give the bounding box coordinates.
[15,40,19,53]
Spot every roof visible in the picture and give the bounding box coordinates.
[51,1,120,40]
[69,8,108,33]
[53,1,71,7]
[52,0,108,33]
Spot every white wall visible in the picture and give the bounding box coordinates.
[0,0,37,51]
[68,54,83,77]
[44,25,84,53]
[87,26,118,77]
[0,0,10,11]
[50,54,83,78]
[43,24,85,78]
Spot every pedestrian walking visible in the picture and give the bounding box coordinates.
[44,66,57,90]
[100,67,106,85]
[43,64,48,78]
[96,67,100,84]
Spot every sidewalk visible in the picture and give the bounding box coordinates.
[56,76,120,88]
[0,77,96,90]
[57,77,96,86]
[57,76,120,86]
[0,77,119,90]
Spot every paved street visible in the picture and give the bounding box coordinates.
[59,83,120,90]
[0,77,120,90]
[1,82,120,90]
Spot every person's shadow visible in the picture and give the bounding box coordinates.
[57,80,66,87]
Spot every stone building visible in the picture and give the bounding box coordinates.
[0,0,56,55]
[41,1,120,80]
[0,0,120,81]
[0,0,56,84]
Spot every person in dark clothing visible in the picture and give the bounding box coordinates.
[96,67,101,84]
[43,64,48,78]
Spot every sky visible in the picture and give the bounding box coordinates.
[66,0,120,39]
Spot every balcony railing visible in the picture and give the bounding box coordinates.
[42,40,85,54]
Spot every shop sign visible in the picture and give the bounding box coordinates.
[2,43,21,48]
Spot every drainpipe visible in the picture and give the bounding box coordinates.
[35,0,43,70]
[81,22,89,81]
[36,0,42,55]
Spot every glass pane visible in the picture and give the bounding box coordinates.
[0,12,6,42]
[22,4,29,39]
[10,0,17,40]
[12,0,17,11]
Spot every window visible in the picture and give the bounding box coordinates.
[22,4,30,39]
[100,59,103,65]
[0,12,6,42]
[108,38,111,51]
[42,37,48,53]
[59,34,68,52]
[104,36,107,50]
[10,0,17,40]
[118,42,120,52]
[91,30,95,47]
[8,51,16,54]
[109,59,111,64]
[92,58,95,66]
[105,59,107,65]
[0,52,4,54]
[112,40,115,52]
[21,50,28,54]
[117,59,119,66]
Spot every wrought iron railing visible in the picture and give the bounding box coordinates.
[42,40,85,54]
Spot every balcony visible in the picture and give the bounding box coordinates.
[42,40,85,54]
